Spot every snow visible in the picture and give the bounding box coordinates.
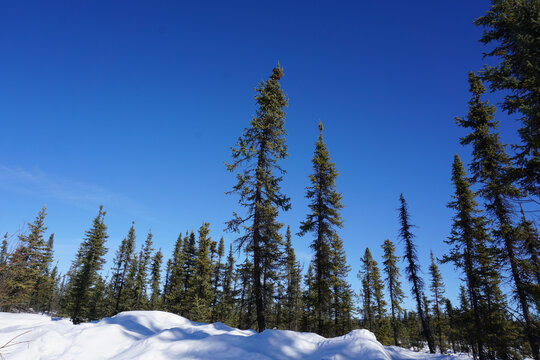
[0,311,471,360]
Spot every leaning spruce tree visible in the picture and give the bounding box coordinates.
[398,194,435,353]
[299,120,344,336]
[226,64,290,332]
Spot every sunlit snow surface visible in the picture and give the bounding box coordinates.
[0,311,471,360]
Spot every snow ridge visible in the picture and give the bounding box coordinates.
[0,311,468,360]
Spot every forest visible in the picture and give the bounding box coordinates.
[0,1,538,360]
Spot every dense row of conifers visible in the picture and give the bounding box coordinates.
[0,1,538,359]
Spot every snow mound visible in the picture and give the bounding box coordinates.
[0,311,467,360]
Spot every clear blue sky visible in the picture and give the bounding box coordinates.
[0,1,520,310]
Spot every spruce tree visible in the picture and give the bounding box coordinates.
[133,230,153,309]
[122,246,140,310]
[444,154,493,359]
[182,231,197,308]
[149,249,163,310]
[30,233,55,312]
[66,206,108,322]
[302,263,317,332]
[457,285,476,357]
[284,226,302,331]
[237,250,254,329]
[24,208,49,310]
[110,222,136,314]
[226,64,290,332]
[0,234,8,268]
[445,299,458,354]
[163,258,173,305]
[381,239,405,346]
[166,232,187,313]
[476,236,516,360]
[211,237,225,322]
[359,247,385,339]
[456,73,538,359]
[299,121,343,336]
[398,194,435,353]
[515,209,540,309]
[428,251,446,354]
[88,275,107,320]
[0,233,13,311]
[188,223,213,322]
[260,225,284,329]
[217,244,236,325]
[475,0,540,196]
[47,265,61,313]
[4,207,48,310]
[329,234,353,336]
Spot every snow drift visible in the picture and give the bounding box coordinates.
[0,311,467,360]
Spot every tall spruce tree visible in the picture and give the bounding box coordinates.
[475,0,540,196]
[381,239,405,346]
[66,206,108,322]
[299,121,344,336]
[226,64,290,332]
[398,194,435,353]
[456,73,538,359]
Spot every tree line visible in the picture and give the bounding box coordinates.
[0,1,538,359]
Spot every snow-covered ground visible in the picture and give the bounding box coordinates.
[0,311,470,360]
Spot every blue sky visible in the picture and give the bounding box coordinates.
[0,1,521,310]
